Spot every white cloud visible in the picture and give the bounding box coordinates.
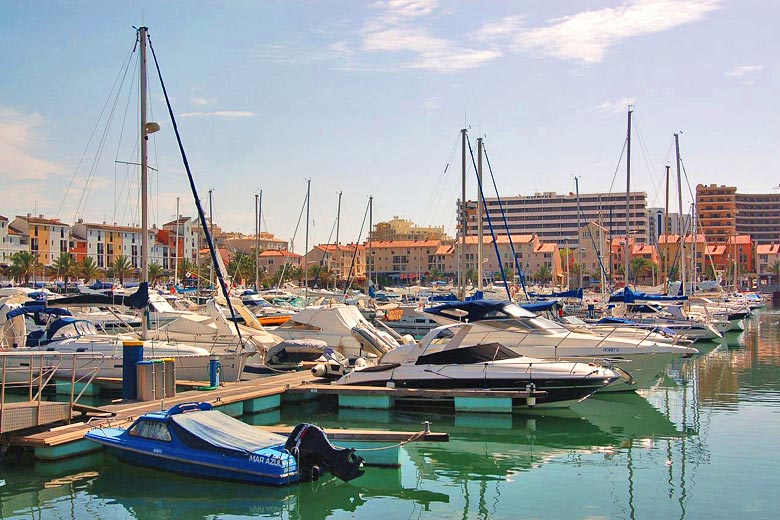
[726,64,763,77]
[477,0,721,64]
[178,111,255,119]
[593,97,636,116]
[189,96,214,107]
[423,95,441,110]
[0,107,65,181]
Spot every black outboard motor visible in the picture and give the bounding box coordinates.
[285,423,364,482]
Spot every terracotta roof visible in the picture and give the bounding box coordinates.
[534,243,557,253]
[17,215,67,226]
[727,235,752,244]
[631,244,656,255]
[658,234,681,244]
[314,243,365,252]
[706,244,727,255]
[162,217,192,227]
[259,250,301,258]
[756,244,780,254]
[80,222,147,233]
[435,245,454,255]
[0,215,7,221]
[683,234,707,243]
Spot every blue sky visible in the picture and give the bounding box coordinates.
[1,1,777,253]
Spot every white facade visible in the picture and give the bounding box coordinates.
[0,217,28,264]
[72,222,156,271]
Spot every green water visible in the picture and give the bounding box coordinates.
[2,311,780,519]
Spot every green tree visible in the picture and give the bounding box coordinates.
[53,252,79,292]
[464,267,477,285]
[771,260,780,291]
[535,264,552,286]
[570,263,584,289]
[78,257,101,284]
[177,258,197,284]
[147,262,164,283]
[228,251,255,286]
[10,251,41,285]
[630,257,652,285]
[428,267,442,282]
[111,255,134,285]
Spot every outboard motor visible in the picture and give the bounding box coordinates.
[285,423,364,482]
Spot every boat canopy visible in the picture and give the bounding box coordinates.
[528,288,583,299]
[170,409,287,455]
[520,301,561,313]
[46,282,149,309]
[424,299,537,322]
[280,305,367,332]
[416,342,519,365]
[6,306,72,319]
[608,287,688,304]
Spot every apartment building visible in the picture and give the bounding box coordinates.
[10,214,70,266]
[304,244,365,282]
[222,231,289,255]
[755,244,780,289]
[696,184,780,245]
[734,192,780,245]
[0,215,28,264]
[71,221,162,270]
[257,250,302,277]
[646,208,690,245]
[464,191,647,247]
[369,217,450,242]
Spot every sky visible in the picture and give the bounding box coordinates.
[1,0,778,253]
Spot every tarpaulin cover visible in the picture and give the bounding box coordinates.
[171,410,287,454]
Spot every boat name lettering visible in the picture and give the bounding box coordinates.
[603,348,621,353]
[153,449,162,454]
[249,454,283,466]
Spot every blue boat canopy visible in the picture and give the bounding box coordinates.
[528,288,583,299]
[6,306,72,319]
[608,287,689,304]
[46,282,149,309]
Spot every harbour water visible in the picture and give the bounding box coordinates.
[2,310,779,519]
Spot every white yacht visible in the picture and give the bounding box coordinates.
[423,300,698,392]
[336,323,621,408]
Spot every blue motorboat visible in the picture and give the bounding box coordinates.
[85,402,364,485]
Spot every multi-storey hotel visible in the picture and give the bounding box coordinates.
[463,191,648,247]
[696,184,780,245]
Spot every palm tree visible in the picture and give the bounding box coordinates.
[770,260,780,291]
[148,262,164,284]
[535,264,552,286]
[78,257,101,284]
[177,258,197,284]
[570,263,584,289]
[111,255,134,285]
[228,251,255,286]
[53,252,79,293]
[630,257,652,285]
[10,251,41,285]
[464,267,477,286]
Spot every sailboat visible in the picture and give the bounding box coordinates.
[0,27,249,385]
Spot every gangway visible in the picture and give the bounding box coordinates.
[0,351,103,434]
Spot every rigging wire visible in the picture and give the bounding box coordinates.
[56,36,136,220]
[420,132,461,230]
[342,197,371,296]
[112,52,139,224]
[147,31,243,344]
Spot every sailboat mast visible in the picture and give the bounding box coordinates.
[335,190,342,290]
[477,137,483,292]
[208,189,214,291]
[367,195,373,296]
[625,107,632,288]
[459,128,466,300]
[675,133,685,296]
[575,176,582,290]
[174,196,179,287]
[663,165,670,288]
[139,26,149,340]
[254,191,260,289]
[304,179,310,302]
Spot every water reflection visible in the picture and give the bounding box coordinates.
[1,311,779,519]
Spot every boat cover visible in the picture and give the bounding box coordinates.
[171,410,287,454]
[424,299,536,322]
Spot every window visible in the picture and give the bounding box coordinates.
[128,420,172,441]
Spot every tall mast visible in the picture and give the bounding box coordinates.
[208,188,214,291]
[335,191,342,290]
[173,196,179,287]
[459,128,466,300]
[367,195,373,296]
[663,165,670,289]
[625,107,632,288]
[139,26,149,340]
[675,133,685,296]
[254,191,261,289]
[304,179,310,302]
[575,176,582,290]
[477,137,484,292]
